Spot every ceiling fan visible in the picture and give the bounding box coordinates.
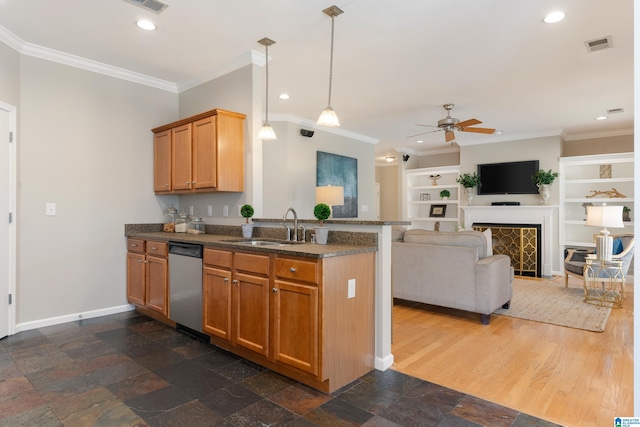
[408,104,496,143]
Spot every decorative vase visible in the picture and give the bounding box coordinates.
[315,227,329,245]
[537,184,550,205]
[465,187,474,205]
[241,223,254,238]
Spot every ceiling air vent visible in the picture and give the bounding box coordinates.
[584,35,612,53]
[122,0,169,14]
[607,108,624,115]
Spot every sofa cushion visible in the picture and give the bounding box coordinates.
[403,229,488,258]
[612,237,624,255]
[392,226,407,242]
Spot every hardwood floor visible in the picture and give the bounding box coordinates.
[391,275,633,427]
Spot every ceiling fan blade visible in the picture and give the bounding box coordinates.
[457,118,482,127]
[445,130,456,142]
[460,126,496,134]
[406,128,443,139]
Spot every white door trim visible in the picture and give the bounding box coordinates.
[0,100,16,336]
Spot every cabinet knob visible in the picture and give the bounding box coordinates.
[272,288,277,293]
[289,267,296,273]
[165,183,169,187]
[192,181,196,184]
[131,244,137,247]
[186,181,190,185]
[232,279,239,284]
[223,278,229,283]
[151,247,157,251]
[137,259,143,263]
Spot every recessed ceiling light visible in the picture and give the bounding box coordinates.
[136,20,156,30]
[543,11,565,24]
[417,140,423,144]
[595,116,608,121]
[278,93,290,100]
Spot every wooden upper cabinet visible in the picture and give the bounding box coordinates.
[153,130,172,193]
[152,109,246,194]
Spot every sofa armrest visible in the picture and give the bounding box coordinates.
[474,254,513,314]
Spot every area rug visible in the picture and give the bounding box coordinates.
[493,277,612,332]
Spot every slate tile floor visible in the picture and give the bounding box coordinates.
[0,311,560,426]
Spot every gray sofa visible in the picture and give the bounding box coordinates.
[392,228,513,324]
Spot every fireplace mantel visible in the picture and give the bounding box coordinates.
[461,205,558,277]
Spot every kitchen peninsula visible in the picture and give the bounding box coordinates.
[125,221,403,393]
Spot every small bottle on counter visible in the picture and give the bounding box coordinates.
[187,216,206,234]
[163,205,178,232]
[175,211,189,233]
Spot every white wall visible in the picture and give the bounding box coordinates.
[0,43,19,106]
[17,56,178,324]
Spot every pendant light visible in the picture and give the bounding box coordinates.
[257,37,277,140]
[317,5,344,127]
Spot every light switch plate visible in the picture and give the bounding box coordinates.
[46,203,56,216]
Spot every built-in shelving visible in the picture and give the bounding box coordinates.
[402,166,460,231]
[559,152,634,266]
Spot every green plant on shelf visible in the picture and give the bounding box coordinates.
[440,189,450,199]
[531,169,559,186]
[456,172,481,188]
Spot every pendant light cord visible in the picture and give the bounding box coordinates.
[264,43,270,122]
[327,14,335,106]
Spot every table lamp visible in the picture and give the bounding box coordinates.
[586,204,624,261]
[315,185,344,218]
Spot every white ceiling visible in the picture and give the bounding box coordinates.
[0,0,633,162]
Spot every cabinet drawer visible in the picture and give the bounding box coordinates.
[275,257,319,284]
[127,239,145,254]
[146,240,168,257]
[204,248,232,269]
[234,252,270,276]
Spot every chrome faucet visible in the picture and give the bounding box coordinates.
[282,207,298,241]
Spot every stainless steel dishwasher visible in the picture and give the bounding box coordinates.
[168,242,203,333]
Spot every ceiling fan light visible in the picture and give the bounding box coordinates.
[317,106,341,127]
[258,122,277,140]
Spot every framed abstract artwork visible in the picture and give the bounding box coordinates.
[316,151,358,218]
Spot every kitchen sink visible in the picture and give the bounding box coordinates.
[222,239,302,246]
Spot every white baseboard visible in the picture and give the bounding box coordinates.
[375,354,395,371]
[15,304,135,333]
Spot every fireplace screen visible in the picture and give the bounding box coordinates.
[473,223,541,277]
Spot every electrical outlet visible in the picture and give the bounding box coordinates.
[348,279,356,298]
[223,205,229,217]
[207,205,213,216]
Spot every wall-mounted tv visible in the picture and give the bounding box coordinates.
[477,160,540,195]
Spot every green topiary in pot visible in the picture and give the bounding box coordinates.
[532,169,559,186]
[456,172,481,188]
[240,204,254,223]
[439,189,450,199]
[314,203,331,227]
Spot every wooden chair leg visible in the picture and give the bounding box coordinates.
[565,273,569,287]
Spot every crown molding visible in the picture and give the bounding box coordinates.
[0,25,178,92]
[561,128,634,141]
[270,113,379,145]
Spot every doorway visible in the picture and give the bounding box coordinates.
[0,101,16,338]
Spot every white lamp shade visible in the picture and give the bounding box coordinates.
[586,205,624,228]
[316,106,340,127]
[257,123,277,140]
[316,185,344,206]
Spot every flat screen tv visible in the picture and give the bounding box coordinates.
[477,160,540,195]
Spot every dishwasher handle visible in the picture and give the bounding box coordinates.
[168,242,203,258]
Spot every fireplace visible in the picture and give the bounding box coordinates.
[461,206,557,278]
[473,223,542,277]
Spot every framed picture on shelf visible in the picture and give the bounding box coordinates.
[429,204,447,217]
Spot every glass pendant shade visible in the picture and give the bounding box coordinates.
[317,106,340,127]
[258,123,277,140]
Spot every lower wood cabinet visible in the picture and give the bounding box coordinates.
[126,239,169,318]
[202,246,375,393]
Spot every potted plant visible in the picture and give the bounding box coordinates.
[531,169,559,205]
[623,206,631,222]
[456,172,481,204]
[439,189,450,200]
[313,203,331,244]
[240,204,255,238]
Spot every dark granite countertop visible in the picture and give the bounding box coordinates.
[125,224,377,258]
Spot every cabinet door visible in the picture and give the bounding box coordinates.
[126,252,146,306]
[153,130,172,193]
[233,272,270,356]
[172,123,193,191]
[192,116,217,190]
[146,255,168,316]
[203,266,232,340]
[272,280,319,375]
